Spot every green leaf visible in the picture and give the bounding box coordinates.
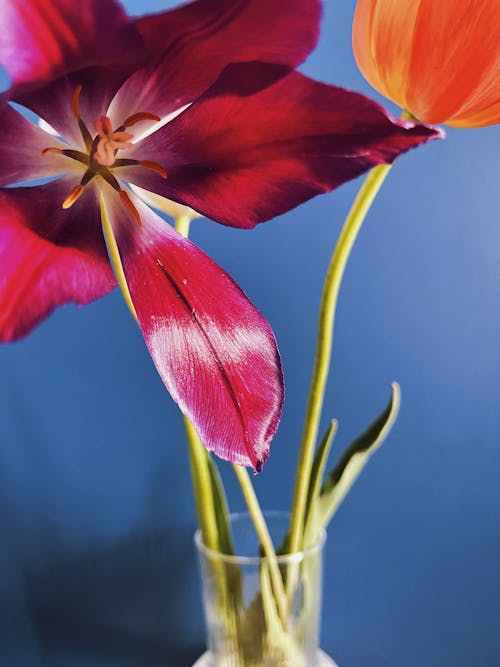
[318,382,401,528]
[303,420,338,547]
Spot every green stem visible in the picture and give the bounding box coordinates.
[184,417,221,550]
[288,162,393,554]
[232,464,288,625]
[175,215,220,550]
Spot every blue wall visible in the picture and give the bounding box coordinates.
[1,1,498,665]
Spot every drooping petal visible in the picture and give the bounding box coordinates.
[121,63,442,229]
[108,0,321,127]
[0,0,144,96]
[0,178,115,341]
[100,187,283,470]
[0,103,71,186]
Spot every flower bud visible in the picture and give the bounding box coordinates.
[352,0,500,127]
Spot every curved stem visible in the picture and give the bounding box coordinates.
[175,215,220,550]
[233,465,288,625]
[288,162,393,554]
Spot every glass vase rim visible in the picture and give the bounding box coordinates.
[193,510,327,565]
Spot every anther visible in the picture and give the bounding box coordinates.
[120,190,142,228]
[123,112,161,128]
[62,184,84,209]
[72,84,83,119]
[139,161,168,179]
[71,84,93,149]
[42,147,63,156]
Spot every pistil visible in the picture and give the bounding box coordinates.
[93,116,134,167]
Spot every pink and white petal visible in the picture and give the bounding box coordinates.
[0,178,115,341]
[108,0,321,126]
[101,188,283,470]
[0,0,144,96]
[123,63,443,229]
[0,103,71,186]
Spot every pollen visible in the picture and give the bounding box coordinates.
[120,190,142,227]
[123,112,161,128]
[139,160,168,179]
[72,84,83,119]
[62,184,85,209]
[41,147,63,156]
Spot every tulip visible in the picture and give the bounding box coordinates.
[353,0,500,127]
[0,0,439,468]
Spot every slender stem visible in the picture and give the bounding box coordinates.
[288,162,393,554]
[184,416,221,550]
[232,464,288,625]
[175,215,220,550]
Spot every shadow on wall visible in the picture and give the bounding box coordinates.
[24,529,204,667]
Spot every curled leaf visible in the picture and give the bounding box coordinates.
[318,382,401,528]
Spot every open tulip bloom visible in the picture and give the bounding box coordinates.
[0,0,441,473]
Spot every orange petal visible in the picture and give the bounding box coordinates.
[407,0,500,124]
[353,0,500,127]
[353,0,421,111]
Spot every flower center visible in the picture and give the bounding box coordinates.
[42,84,167,226]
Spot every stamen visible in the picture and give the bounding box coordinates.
[72,84,83,118]
[81,169,95,187]
[42,147,63,155]
[62,184,84,209]
[71,84,93,149]
[42,147,90,167]
[120,190,142,228]
[99,170,121,191]
[139,161,168,179]
[123,112,161,128]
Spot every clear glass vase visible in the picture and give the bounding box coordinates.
[193,512,335,667]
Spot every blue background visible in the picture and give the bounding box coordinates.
[1,1,499,665]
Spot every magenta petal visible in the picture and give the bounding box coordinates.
[124,63,443,229]
[109,0,321,125]
[0,179,115,341]
[0,103,68,186]
[103,189,283,470]
[0,0,144,96]
[14,64,145,148]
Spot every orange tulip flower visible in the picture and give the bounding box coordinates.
[352,0,500,128]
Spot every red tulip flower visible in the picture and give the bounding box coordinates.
[0,0,439,469]
[353,0,500,127]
